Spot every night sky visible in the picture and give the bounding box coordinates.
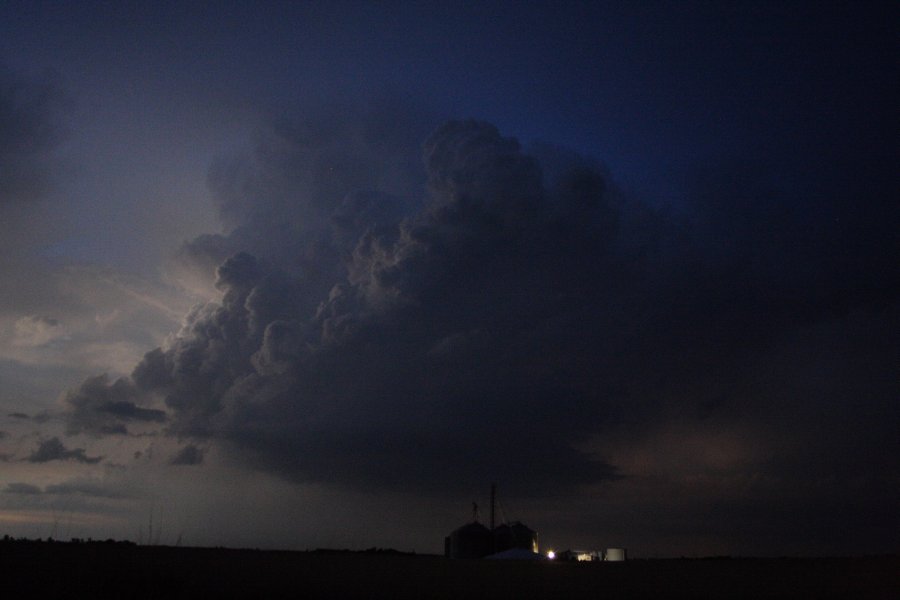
[0,2,896,556]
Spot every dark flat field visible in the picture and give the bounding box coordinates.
[1,541,896,599]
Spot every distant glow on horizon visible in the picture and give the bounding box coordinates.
[547,550,555,559]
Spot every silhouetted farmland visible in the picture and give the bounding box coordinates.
[1,538,896,599]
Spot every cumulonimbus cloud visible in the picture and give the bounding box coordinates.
[60,116,899,500]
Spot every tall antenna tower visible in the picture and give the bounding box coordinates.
[490,482,496,530]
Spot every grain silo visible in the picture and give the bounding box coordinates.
[492,521,539,554]
[444,521,493,559]
[444,485,541,559]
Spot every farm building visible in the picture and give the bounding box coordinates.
[605,547,627,561]
[550,548,626,561]
[555,549,601,562]
[444,485,540,559]
[444,519,540,559]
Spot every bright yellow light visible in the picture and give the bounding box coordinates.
[547,550,556,560]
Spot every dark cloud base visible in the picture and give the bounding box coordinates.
[169,444,203,466]
[28,437,102,464]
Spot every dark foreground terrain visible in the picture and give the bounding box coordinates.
[1,539,896,599]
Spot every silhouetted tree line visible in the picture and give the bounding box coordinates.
[1,534,135,546]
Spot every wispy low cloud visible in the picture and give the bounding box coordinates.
[4,482,41,494]
[65,374,166,436]
[27,437,102,464]
[11,315,68,347]
[44,479,130,499]
[4,478,133,499]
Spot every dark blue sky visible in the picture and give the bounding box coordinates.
[0,1,896,556]
[5,2,892,200]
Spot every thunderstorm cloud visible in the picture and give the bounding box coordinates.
[59,116,898,503]
[0,2,895,557]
